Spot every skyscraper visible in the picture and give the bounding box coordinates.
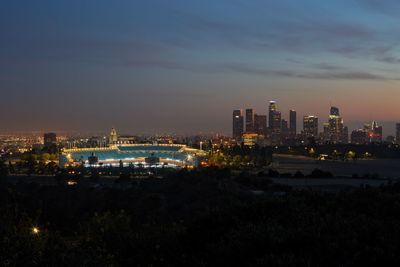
[370,121,383,143]
[281,119,289,141]
[268,101,277,129]
[44,133,57,147]
[396,123,400,145]
[267,101,282,144]
[254,114,267,135]
[351,129,368,144]
[232,110,244,140]
[303,115,318,138]
[342,126,349,144]
[322,123,330,143]
[328,106,345,143]
[330,106,340,116]
[289,110,297,136]
[245,109,255,133]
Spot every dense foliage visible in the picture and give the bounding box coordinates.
[1,169,400,266]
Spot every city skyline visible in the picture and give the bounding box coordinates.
[1,1,400,134]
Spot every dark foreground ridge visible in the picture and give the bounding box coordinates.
[1,169,400,266]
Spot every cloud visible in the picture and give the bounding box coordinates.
[357,0,400,16]
[314,63,344,71]
[122,59,394,81]
[219,63,392,81]
[377,56,400,64]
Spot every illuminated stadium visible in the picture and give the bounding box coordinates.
[61,144,207,168]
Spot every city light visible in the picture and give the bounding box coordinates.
[32,227,40,235]
[67,180,77,186]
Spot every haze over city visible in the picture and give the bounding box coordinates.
[1,0,400,135]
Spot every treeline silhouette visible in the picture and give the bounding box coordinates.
[1,169,400,266]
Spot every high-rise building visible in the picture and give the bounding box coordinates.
[322,122,330,143]
[268,101,282,144]
[245,109,255,133]
[351,129,368,144]
[342,126,349,143]
[330,106,340,116]
[289,110,297,136]
[232,110,244,140]
[370,121,383,143]
[363,121,383,143]
[44,133,57,147]
[396,123,400,145]
[109,127,118,144]
[268,101,277,129]
[254,114,267,135]
[281,119,290,143]
[303,116,318,138]
[328,106,345,143]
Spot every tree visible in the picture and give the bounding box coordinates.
[26,155,37,176]
[8,161,15,174]
[0,160,8,178]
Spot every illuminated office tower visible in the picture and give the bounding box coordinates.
[232,109,244,139]
[328,106,345,143]
[369,121,383,143]
[268,101,278,129]
[245,109,255,133]
[268,101,282,145]
[303,115,319,138]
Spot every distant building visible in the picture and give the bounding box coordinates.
[268,101,281,144]
[254,114,267,135]
[351,129,368,144]
[268,101,278,129]
[369,121,383,143]
[232,110,244,140]
[245,109,255,133]
[242,133,259,147]
[88,136,107,147]
[109,128,118,144]
[303,115,318,138]
[289,110,297,136]
[327,106,346,143]
[44,133,57,147]
[330,106,340,116]
[343,126,349,144]
[281,119,289,139]
[386,135,395,144]
[118,136,136,144]
[396,123,400,145]
[322,122,330,143]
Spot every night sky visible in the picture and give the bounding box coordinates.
[1,0,400,135]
